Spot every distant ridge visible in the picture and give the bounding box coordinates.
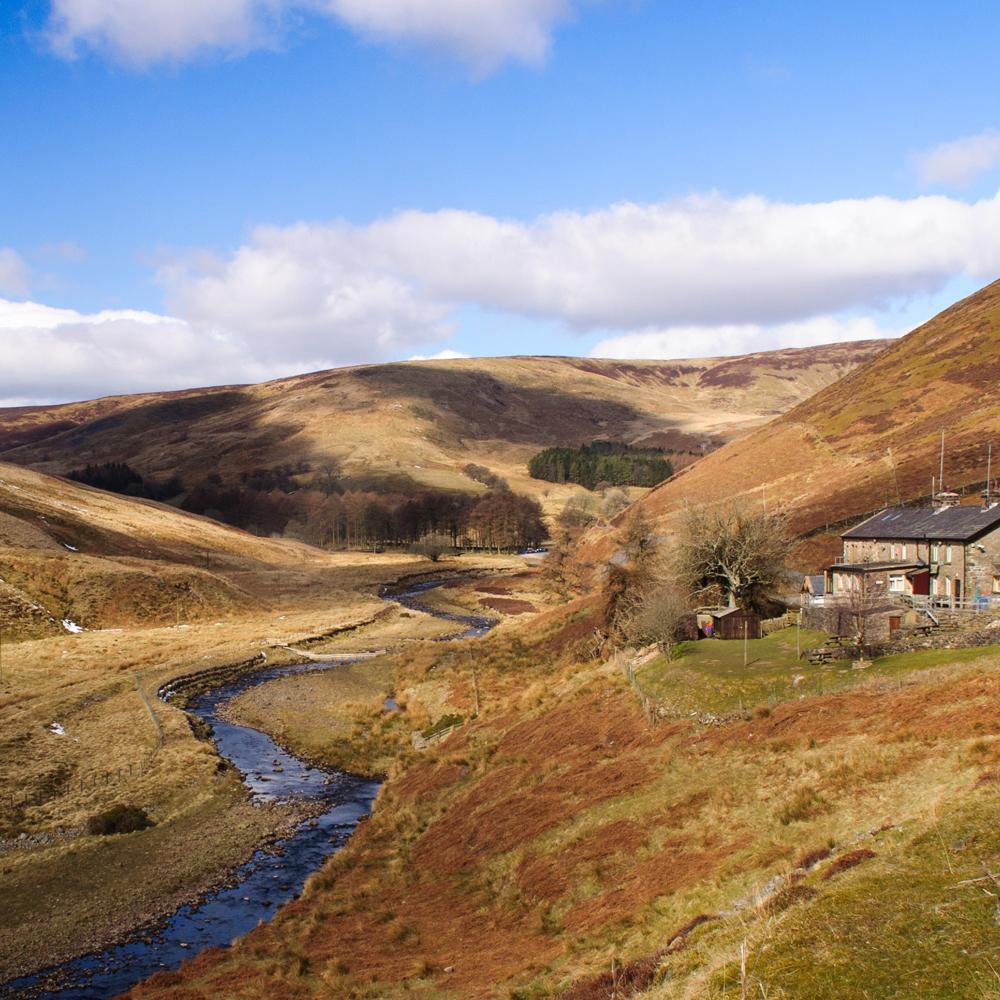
[0,343,886,520]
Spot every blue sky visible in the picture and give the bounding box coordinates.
[2,0,1000,403]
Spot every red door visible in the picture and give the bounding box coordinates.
[954,578,962,607]
[910,570,930,596]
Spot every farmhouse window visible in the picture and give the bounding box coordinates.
[888,574,905,592]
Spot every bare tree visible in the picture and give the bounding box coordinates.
[846,572,886,660]
[602,512,660,641]
[680,503,790,611]
[599,487,631,522]
[620,580,689,657]
[558,493,598,531]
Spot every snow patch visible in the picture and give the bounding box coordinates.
[63,543,79,552]
[49,722,65,736]
[61,619,84,634]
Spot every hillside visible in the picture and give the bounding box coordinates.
[0,461,363,638]
[118,583,1000,1000]
[614,280,1000,563]
[0,345,885,521]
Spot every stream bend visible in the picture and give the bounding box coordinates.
[2,576,492,1000]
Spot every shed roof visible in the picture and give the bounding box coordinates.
[842,505,1000,542]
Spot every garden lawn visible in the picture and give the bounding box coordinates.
[636,629,1000,715]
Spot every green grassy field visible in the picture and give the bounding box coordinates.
[652,796,1000,999]
[637,629,1000,715]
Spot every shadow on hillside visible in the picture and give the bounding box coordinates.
[353,363,647,444]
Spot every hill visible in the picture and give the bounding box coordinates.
[118,582,1000,1000]
[0,345,885,525]
[0,461,368,638]
[614,280,1000,565]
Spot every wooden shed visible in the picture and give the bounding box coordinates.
[709,607,761,640]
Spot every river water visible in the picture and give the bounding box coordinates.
[1,576,494,1000]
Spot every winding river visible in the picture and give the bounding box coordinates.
[2,576,495,1000]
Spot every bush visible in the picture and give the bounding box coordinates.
[87,804,154,836]
[409,534,453,562]
[777,786,830,825]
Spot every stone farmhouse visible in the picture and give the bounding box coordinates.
[803,495,1000,643]
[826,498,1000,608]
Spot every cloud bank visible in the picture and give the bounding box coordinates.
[45,0,578,72]
[0,299,271,405]
[10,188,1000,402]
[164,191,1000,339]
[589,316,901,361]
[913,129,1000,187]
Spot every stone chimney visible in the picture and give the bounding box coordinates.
[933,491,960,510]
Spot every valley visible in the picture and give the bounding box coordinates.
[1,304,998,1000]
[0,345,884,528]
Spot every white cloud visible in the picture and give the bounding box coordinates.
[407,349,470,361]
[44,0,580,71]
[46,0,286,64]
[913,130,1000,187]
[10,188,1000,403]
[160,225,454,362]
[0,298,273,405]
[0,249,30,297]
[326,0,573,75]
[588,316,904,361]
[162,192,1000,342]
[0,290,454,405]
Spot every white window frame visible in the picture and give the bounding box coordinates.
[888,574,905,593]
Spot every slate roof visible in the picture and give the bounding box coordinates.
[842,505,1000,542]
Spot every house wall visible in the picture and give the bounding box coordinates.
[840,531,1000,605]
[801,602,900,642]
[966,524,1000,601]
[918,540,965,602]
[830,567,897,597]
[843,538,931,563]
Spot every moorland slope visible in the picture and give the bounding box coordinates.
[0,461,343,638]
[0,346,884,516]
[610,279,1000,564]
[121,583,1000,1000]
